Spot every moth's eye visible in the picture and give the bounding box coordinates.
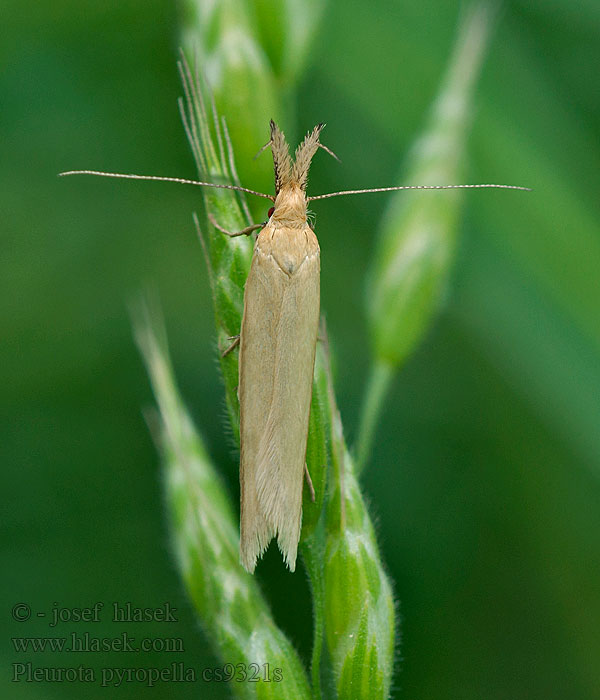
[267,206,275,218]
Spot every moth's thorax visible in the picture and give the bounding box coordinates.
[271,184,308,228]
[257,219,319,277]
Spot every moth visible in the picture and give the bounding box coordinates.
[238,122,322,573]
[61,121,529,573]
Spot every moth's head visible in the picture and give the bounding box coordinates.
[267,121,327,223]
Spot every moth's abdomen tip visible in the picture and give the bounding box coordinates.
[282,546,298,572]
[240,556,256,574]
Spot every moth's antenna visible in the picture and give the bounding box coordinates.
[309,183,531,201]
[58,170,275,201]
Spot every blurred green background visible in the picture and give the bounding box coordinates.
[2,0,600,698]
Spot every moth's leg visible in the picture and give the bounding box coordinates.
[304,464,316,503]
[208,213,265,238]
[222,335,240,357]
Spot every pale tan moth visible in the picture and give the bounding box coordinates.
[60,121,529,573]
